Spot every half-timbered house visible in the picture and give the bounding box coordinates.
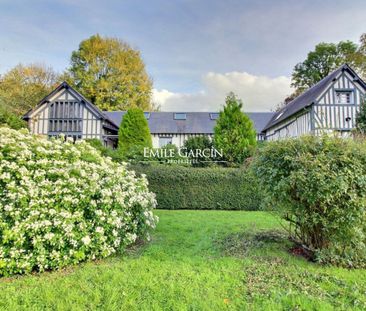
[23,82,274,148]
[263,64,366,140]
[23,82,120,147]
[23,64,366,146]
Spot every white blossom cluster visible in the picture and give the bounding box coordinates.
[0,128,158,275]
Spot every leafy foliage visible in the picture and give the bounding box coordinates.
[291,40,366,94]
[131,164,262,210]
[118,108,152,157]
[0,128,157,276]
[214,92,256,164]
[87,139,186,164]
[0,63,59,116]
[359,33,366,79]
[252,135,366,268]
[0,99,27,129]
[85,138,128,162]
[144,144,187,164]
[183,136,214,167]
[356,97,366,134]
[67,34,153,111]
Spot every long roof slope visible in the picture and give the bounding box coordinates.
[263,64,366,131]
[104,111,274,134]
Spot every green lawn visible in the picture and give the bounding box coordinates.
[1,210,366,310]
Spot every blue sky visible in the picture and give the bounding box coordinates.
[0,0,365,111]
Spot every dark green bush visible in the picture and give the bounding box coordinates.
[118,108,152,155]
[130,164,262,210]
[356,97,366,134]
[142,144,188,164]
[183,136,214,167]
[85,139,131,162]
[214,92,256,164]
[0,104,27,130]
[86,140,187,164]
[252,135,366,268]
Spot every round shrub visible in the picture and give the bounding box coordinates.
[252,135,366,268]
[0,128,158,276]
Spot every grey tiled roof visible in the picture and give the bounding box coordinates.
[263,64,366,131]
[103,111,275,134]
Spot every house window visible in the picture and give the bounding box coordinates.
[210,113,219,120]
[275,110,285,120]
[48,101,83,136]
[159,136,173,147]
[336,91,352,104]
[144,112,151,120]
[174,113,186,120]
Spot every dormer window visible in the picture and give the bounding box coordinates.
[144,112,151,120]
[275,110,285,121]
[210,113,219,120]
[174,113,186,120]
[336,91,352,104]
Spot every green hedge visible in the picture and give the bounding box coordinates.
[130,164,262,210]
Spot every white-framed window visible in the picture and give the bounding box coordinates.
[336,91,352,104]
[159,136,173,147]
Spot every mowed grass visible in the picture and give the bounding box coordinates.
[0,210,366,310]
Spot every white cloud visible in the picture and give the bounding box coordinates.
[153,71,293,112]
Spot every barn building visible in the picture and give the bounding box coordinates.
[23,64,366,146]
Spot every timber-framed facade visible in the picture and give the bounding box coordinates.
[23,64,366,146]
[263,64,366,140]
[23,83,274,148]
[23,82,119,147]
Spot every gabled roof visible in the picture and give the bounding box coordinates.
[23,81,119,130]
[104,111,275,134]
[263,64,366,131]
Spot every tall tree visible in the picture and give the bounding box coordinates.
[214,93,256,164]
[67,34,153,111]
[118,108,152,156]
[0,63,58,116]
[291,41,365,94]
[358,33,366,80]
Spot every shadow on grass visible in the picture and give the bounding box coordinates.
[215,229,290,258]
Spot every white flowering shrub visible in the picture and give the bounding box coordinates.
[0,128,158,276]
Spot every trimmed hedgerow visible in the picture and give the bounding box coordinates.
[0,128,158,276]
[252,135,366,268]
[130,164,262,210]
